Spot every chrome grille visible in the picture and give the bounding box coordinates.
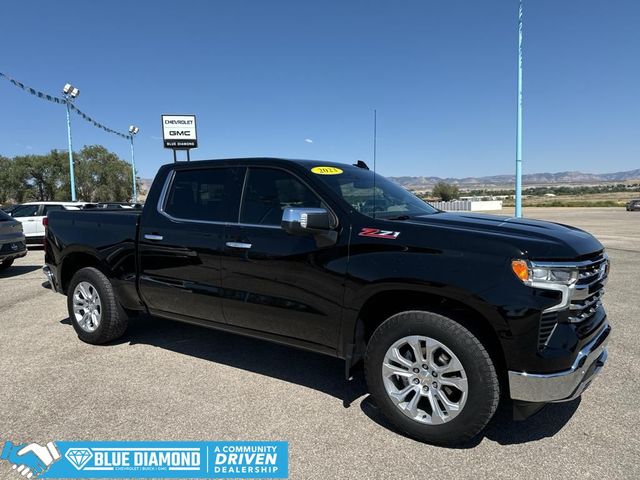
[569,289,604,323]
[569,253,608,324]
[538,252,608,349]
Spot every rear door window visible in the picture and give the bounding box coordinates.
[164,167,244,223]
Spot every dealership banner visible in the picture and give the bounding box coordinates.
[0,441,288,479]
[0,71,132,140]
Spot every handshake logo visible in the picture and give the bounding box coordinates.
[0,441,60,479]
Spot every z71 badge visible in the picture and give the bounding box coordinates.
[358,228,401,239]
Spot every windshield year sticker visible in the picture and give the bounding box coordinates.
[311,166,343,175]
[359,227,401,239]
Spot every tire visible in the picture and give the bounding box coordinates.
[0,258,14,271]
[67,267,128,344]
[364,310,500,446]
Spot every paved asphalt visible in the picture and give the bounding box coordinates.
[0,207,638,479]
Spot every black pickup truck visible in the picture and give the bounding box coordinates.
[44,158,610,445]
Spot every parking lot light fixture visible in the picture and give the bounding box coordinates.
[62,83,80,202]
[129,126,139,202]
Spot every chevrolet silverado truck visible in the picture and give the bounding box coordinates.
[43,158,611,445]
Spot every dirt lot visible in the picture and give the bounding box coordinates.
[1,207,638,479]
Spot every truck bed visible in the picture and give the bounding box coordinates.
[45,210,142,304]
[47,209,141,249]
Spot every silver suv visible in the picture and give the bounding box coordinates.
[0,209,27,271]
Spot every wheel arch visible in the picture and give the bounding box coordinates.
[60,251,110,294]
[349,288,508,380]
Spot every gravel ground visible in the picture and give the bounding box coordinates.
[0,207,638,479]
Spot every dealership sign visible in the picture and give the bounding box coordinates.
[161,115,197,149]
[0,440,288,478]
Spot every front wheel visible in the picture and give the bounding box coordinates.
[67,267,128,344]
[364,310,500,446]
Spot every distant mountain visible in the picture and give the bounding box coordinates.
[390,169,640,190]
[139,168,640,197]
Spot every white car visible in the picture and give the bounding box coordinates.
[9,202,87,245]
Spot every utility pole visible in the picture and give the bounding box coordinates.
[515,0,524,217]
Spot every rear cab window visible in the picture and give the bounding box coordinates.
[164,167,245,223]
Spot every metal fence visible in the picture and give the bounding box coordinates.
[429,200,503,212]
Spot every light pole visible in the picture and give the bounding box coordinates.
[62,83,80,202]
[515,0,524,217]
[128,125,139,203]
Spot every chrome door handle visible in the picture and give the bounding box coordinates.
[144,234,164,241]
[225,241,252,249]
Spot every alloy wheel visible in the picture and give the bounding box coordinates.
[72,281,102,332]
[381,335,468,425]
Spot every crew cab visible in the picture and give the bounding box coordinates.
[44,158,611,445]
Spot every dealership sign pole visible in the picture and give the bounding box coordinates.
[161,114,198,162]
[515,0,524,218]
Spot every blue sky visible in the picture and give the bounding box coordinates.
[1,0,638,179]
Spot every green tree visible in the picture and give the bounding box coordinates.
[14,152,66,201]
[432,181,460,201]
[0,156,12,203]
[0,145,134,204]
[74,145,133,202]
[7,156,34,203]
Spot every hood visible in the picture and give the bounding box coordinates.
[404,212,603,260]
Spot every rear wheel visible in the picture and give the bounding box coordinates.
[0,258,14,271]
[67,267,128,344]
[364,310,500,446]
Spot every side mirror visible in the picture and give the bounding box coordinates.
[281,208,334,235]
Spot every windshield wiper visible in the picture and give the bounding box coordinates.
[385,215,411,221]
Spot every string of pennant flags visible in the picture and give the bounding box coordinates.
[0,71,132,140]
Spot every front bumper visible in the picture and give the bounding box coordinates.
[508,322,610,403]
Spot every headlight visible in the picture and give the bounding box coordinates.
[511,259,578,286]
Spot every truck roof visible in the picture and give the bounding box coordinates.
[167,157,363,170]
[19,201,89,206]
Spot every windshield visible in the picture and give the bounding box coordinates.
[0,210,12,221]
[313,165,438,219]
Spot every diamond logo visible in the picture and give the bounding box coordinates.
[65,448,93,470]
